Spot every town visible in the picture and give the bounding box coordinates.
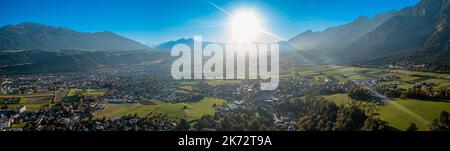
[1,52,449,131]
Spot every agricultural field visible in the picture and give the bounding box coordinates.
[4,97,53,110]
[0,92,54,99]
[66,88,107,97]
[0,92,55,110]
[95,97,226,121]
[66,89,83,97]
[10,122,30,128]
[83,89,107,96]
[322,93,353,106]
[284,65,450,91]
[321,93,450,130]
[313,65,450,131]
[204,80,241,86]
[377,99,450,130]
[64,88,107,102]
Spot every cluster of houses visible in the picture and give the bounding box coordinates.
[0,116,13,130]
[2,98,21,104]
[273,113,297,131]
[0,98,178,131]
[0,73,110,95]
[0,106,27,131]
[89,102,107,110]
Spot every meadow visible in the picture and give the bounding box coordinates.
[95,97,226,121]
[377,99,450,130]
[3,97,53,110]
[306,65,450,130]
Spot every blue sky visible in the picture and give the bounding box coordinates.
[0,0,420,45]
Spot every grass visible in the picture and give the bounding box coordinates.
[382,81,415,89]
[391,70,449,79]
[95,97,226,121]
[377,99,450,131]
[66,89,82,97]
[177,85,194,92]
[147,99,165,105]
[64,88,106,102]
[83,89,107,96]
[179,81,198,85]
[0,93,54,98]
[204,80,241,86]
[4,97,52,110]
[421,79,450,90]
[295,66,450,131]
[381,73,420,82]
[322,92,450,131]
[10,122,30,128]
[322,94,353,106]
[311,66,450,91]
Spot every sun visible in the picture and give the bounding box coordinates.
[229,11,263,43]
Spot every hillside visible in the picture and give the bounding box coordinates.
[289,0,450,67]
[0,22,149,51]
[0,49,169,74]
[339,0,450,65]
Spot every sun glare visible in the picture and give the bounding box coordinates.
[230,11,263,43]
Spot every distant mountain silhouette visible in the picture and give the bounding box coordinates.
[154,38,225,52]
[154,38,196,51]
[155,38,294,53]
[0,49,169,74]
[289,11,396,55]
[0,22,149,51]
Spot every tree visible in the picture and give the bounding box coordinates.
[196,117,211,131]
[177,119,191,131]
[361,117,388,131]
[348,86,376,102]
[248,118,261,131]
[430,111,450,131]
[334,106,366,131]
[407,123,418,131]
[218,113,233,131]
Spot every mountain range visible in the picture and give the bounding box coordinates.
[0,49,168,74]
[0,22,149,51]
[289,0,450,66]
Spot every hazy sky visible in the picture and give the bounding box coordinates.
[0,0,420,45]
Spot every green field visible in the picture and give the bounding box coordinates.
[83,89,107,96]
[66,88,106,97]
[204,80,241,86]
[0,93,54,98]
[5,97,53,110]
[292,65,450,130]
[322,94,353,105]
[178,85,194,91]
[95,97,226,121]
[286,65,450,92]
[10,122,30,128]
[391,70,450,79]
[67,89,82,97]
[422,79,450,90]
[377,99,450,131]
[321,93,450,131]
